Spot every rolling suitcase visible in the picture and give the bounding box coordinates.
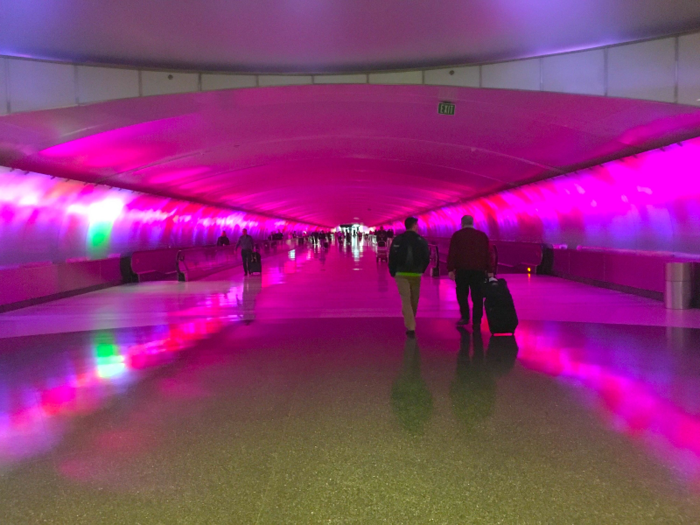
[483,277,518,335]
[248,251,262,275]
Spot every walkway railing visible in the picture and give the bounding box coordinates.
[177,245,239,281]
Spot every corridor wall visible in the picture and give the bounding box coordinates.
[392,136,700,256]
[0,167,314,268]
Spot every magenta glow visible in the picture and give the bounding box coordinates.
[387,138,700,254]
[0,167,316,267]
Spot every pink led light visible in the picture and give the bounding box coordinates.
[0,168,317,267]
[383,138,700,255]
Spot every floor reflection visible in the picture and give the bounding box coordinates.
[516,323,700,490]
[391,338,433,434]
[449,330,518,429]
[0,318,230,471]
[239,276,262,324]
[0,247,319,471]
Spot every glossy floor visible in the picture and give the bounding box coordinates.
[2,240,700,523]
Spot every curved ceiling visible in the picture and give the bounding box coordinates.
[2,85,700,227]
[1,1,700,72]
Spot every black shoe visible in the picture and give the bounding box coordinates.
[472,320,482,331]
[406,330,416,338]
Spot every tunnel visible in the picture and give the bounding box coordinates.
[2,2,700,523]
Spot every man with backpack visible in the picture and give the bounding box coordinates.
[389,217,431,338]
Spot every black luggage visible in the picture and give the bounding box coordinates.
[483,277,518,335]
[248,251,262,275]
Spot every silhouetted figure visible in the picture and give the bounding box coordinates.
[450,329,496,428]
[391,337,433,434]
[236,228,254,276]
[448,215,495,330]
[216,231,230,246]
[376,226,388,244]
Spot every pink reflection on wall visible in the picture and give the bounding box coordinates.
[0,167,316,267]
[517,327,700,490]
[386,137,700,254]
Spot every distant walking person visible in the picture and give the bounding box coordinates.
[389,217,431,338]
[447,215,494,330]
[376,226,388,244]
[236,228,255,276]
[216,231,230,246]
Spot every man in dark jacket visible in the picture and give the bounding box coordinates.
[236,228,255,276]
[389,217,431,338]
[447,215,494,330]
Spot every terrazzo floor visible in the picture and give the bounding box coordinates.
[2,240,700,523]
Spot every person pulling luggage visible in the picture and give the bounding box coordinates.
[236,228,255,276]
[389,217,431,338]
[447,215,495,331]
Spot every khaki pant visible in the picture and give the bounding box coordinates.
[395,275,422,331]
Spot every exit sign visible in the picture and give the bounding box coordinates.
[438,101,455,115]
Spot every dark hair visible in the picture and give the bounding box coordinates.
[404,217,418,230]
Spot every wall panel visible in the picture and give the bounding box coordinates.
[141,71,199,96]
[482,59,540,91]
[201,74,257,90]
[77,66,139,104]
[608,39,676,102]
[368,71,423,85]
[679,33,700,107]
[0,58,7,115]
[2,30,700,111]
[542,49,605,96]
[424,66,480,87]
[313,74,367,84]
[8,59,75,112]
[259,75,312,86]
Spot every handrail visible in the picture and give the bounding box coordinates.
[177,245,239,281]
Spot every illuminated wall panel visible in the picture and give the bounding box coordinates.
[389,137,700,255]
[0,167,315,267]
